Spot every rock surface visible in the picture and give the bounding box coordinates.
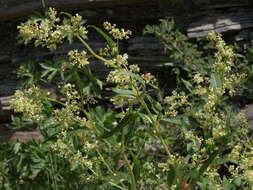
[188,7,253,38]
[0,0,148,21]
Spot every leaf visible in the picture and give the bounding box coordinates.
[124,115,139,144]
[88,25,115,48]
[167,164,176,186]
[100,113,138,139]
[161,117,183,125]
[130,152,141,181]
[72,71,84,94]
[40,62,59,82]
[60,12,73,18]
[110,88,135,97]
[47,70,58,82]
[198,148,221,177]
[138,113,153,124]
[210,73,222,88]
[14,143,22,154]
[182,79,192,92]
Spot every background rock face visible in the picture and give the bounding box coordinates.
[1,0,253,122]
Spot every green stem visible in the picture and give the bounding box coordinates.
[76,35,114,66]
[97,150,114,175]
[123,153,137,190]
[76,32,171,186]
[109,182,127,190]
[47,97,66,107]
[132,86,172,159]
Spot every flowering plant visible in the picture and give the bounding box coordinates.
[1,8,253,190]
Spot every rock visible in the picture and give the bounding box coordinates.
[0,0,149,21]
[188,9,253,38]
[0,130,43,143]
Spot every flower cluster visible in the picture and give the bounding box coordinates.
[191,34,246,134]
[52,130,97,170]
[244,170,253,189]
[208,33,246,96]
[99,44,118,57]
[59,14,87,38]
[54,84,92,129]
[11,87,47,122]
[164,91,189,117]
[193,73,204,84]
[103,51,146,106]
[68,50,89,68]
[103,21,132,40]
[18,8,87,50]
[51,84,97,175]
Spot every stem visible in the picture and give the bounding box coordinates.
[47,97,66,107]
[76,35,114,66]
[123,153,136,190]
[76,32,172,186]
[41,0,46,8]
[49,153,58,190]
[109,182,127,190]
[132,86,172,159]
[97,150,114,175]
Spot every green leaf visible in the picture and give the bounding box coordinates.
[73,71,84,94]
[13,143,22,154]
[233,176,242,186]
[110,88,135,97]
[130,152,141,181]
[198,148,221,177]
[182,79,192,92]
[159,62,174,67]
[124,115,139,144]
[88,25,115,48]
[60,12,73,18]
[47,70,58,82]
[161,117,183,125]
[210,73,222,88]
[100,112,138,139]
[167,164,176,186]
[40,62,59,82]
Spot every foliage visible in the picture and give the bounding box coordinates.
[144,18,211,76]
[1,8,253,190]
[0,141,86,190]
